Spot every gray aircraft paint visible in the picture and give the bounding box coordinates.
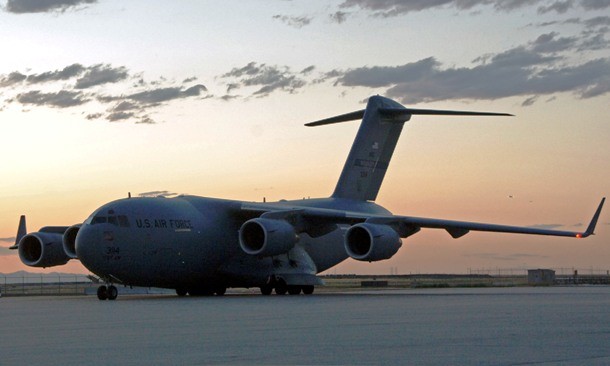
[11,96,604,297]
[332,96,406,201]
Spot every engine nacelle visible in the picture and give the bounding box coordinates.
[62,224,81,259]
[239,218,298,257]
[344,223,402,262]
[18,232,70,268]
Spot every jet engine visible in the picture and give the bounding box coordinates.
[344,223,402,262]
[18,232,70,268]
[239,218,298,257]
[62,224,81,259]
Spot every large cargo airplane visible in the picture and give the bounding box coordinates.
[10,96,604,300]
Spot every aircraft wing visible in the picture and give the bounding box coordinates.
[241,197,605,239]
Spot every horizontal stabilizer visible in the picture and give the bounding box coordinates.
[306,107,513,126]
[305,110,365,126]
[380,108,514,118]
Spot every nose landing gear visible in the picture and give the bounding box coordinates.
[96,285,118,300]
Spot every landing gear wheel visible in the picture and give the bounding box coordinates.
[274,279,288,295]
[188,288,214,296]
[302,285,314,295]
[107,285,118,300]
[260,285,273,295]
[176,288,187,297]
[288,286,302,295]
[97,285,108,300]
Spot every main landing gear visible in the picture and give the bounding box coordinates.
[96,285,118,300]
[175,286,227,297]
[259,278,314,296]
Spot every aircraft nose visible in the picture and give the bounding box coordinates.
[75,225,102,272]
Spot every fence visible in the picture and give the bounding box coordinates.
[467,267,610,277]
[0,274,95,296]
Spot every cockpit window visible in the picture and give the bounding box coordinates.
[91,216,107,224]
[86,210,130,227]
[108,216,118,226]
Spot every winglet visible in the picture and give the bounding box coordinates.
[9,215,27,250]
[579,197,605,238]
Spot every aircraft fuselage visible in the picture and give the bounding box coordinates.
[75,195,390,290]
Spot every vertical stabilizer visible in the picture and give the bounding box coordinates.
[9,215,27,249]
[332,96,407,201]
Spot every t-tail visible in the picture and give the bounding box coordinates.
[306,95,513,201]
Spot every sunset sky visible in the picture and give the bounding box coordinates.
[0,0,608,275]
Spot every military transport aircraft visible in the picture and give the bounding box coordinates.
[10,96,605,300]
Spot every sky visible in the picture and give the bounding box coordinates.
[0,0,609,275]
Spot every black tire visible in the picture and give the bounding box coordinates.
[96,285,108,300]
[188,288,214,296]
[275,279,288,295]
[176,288,187,297]
[288,286,302,295]
[302,285,314,295]
[107,285,118,300]
[260,285,273,295]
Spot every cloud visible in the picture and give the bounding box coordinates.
[125,84,207,104]
[75,64,129,89]
[0,72,27,87]
[86,112,102,120]
[15,90,89,108]
[301,65,315,75]
[27,64,85,84]
[531,32,578,54]
[215,27,608,103]
[330,11,349,24]
[106,111,135,122]
[4,0,98,14]
[272,14,312,28]
[220,62,307,97]
[338,0,610,17]
[585,16,610,28]
[0,237,16,243]
[138,190,177,197]
[95,83,207,123]
[537,1,572,14]
[0,64,125,89]
[1,63,210,124]
[320,34,610,103]
[521,95,538,106]
[582,0,610,11]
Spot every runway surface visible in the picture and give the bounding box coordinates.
[1,287,609,365]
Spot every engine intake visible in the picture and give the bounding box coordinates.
[239,218,298,257]
[18,232,70,268]
[344,223,402,262]
[62,224,81,259]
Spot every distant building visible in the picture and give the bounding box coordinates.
[528,269,555,286]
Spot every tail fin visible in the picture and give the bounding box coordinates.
[9,215,27,250]
[306,95,512,201]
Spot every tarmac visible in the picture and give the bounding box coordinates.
[1,286,609,365]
